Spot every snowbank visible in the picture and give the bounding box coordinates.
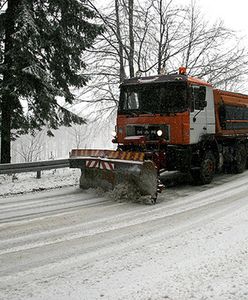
[0,168,81,196]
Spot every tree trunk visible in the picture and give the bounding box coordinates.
[128,0,134,78]
[157,0,163,74]
[115,0,126,82]
[1,94,12,163]
[1,0,16,163]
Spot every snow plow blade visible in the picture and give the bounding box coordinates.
[69,149,158,200]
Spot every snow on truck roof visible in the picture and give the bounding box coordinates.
[121,73,212,87]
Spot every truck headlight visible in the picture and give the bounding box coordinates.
[157,129,163,137]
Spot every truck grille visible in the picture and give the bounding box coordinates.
[126,124,170,141]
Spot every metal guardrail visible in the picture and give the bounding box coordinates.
[0,159,70,178]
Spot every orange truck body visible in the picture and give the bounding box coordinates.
[117,112,190,145]
[214,89,248,137]
[69,69,248,199]
[116,77,248,148]
[114,70,248,181]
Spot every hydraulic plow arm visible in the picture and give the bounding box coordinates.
[69,149,158,201]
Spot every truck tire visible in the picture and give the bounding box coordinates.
[191,151,216,185]
[232,144,247,174]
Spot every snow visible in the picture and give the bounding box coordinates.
[0,168,81,196]
[1,170,248,299]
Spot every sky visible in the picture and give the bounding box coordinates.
[187,0,248,39]
[98,0,248,42]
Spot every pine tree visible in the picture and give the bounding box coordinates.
[0,0,103,163]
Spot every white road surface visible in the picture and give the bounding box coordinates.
[1,171,248,299]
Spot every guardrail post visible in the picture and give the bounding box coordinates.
[37,170,41,179]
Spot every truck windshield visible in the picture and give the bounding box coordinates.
[119,82,187,114]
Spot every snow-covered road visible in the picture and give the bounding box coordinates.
[1,171,248,299]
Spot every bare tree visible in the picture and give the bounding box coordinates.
[128,0,135,77]
[115,0,126,81]
[12,130,45,162]
[67,124,90,149]
[77,0,248,121]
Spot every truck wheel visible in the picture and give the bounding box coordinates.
[232,144,247,174]
[191,151,216,185]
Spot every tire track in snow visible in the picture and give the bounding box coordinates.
[1,175,248,256]
[0,187,81,205]
[1,172,248,278]
[0,194,105,214]
[1,192,248,280]
[1,170,247,226]
[0,198,111,224]
[0,188,115,224]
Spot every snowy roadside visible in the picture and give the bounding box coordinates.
[0,168,81,196]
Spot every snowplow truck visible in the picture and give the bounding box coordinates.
[69,67,248,202]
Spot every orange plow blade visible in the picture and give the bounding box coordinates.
[69,149,158,201]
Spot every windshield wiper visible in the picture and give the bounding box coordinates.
[121,110,157,116]
[139,110,154,115]
[124,110,138,116]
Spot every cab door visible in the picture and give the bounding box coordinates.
[189,85,208,144]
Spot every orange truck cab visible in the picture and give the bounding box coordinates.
[113,68,248,184]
